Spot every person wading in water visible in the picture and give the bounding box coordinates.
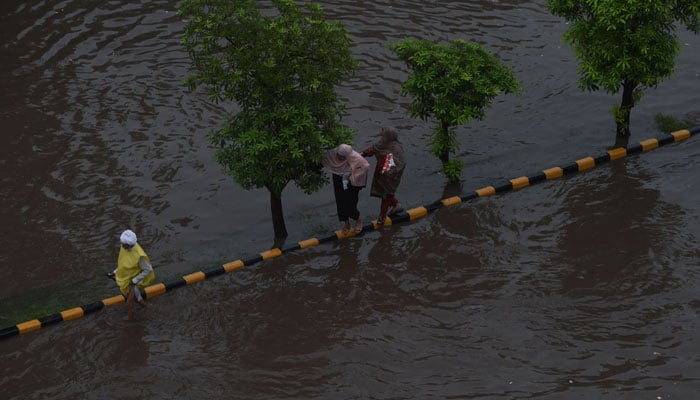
[362,126,406,225]
[322,144,370,234]
[113,229,155,320]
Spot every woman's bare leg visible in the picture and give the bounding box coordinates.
[126,286,135,320]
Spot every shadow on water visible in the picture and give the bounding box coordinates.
[553,160,680,298]
[441,180,465,199]
[109,323,149,369]
[515,160,697,394]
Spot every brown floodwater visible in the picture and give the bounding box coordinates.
[1,0,700,398]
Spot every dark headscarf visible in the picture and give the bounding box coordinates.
[368,126,406,197]
[372,126,406,173]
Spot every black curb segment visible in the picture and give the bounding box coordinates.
[204,266,226,279]
[594,153,611,165]
[658,135,675,146]
[528,172,547,185]
[164,278,188,292]
[0,326,19,338]
[425,200,444,212]
[243,256,263,265]
[460,193,479,202]
[318,234,338,244]
[38,314,63,327]
[494,182,513,193]
[627,143,643,155]
[83,301,105,314]
[281,244,302,254]
[390,212,410,224]
[1,128,697,341]
[561,162,579,175]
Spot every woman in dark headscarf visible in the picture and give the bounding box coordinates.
[361,126,406,225]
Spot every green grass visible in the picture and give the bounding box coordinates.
[655,113,694,133]
[0,280,105,328]
[0,293,68,327]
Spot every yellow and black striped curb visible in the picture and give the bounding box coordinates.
[1,126,697,341]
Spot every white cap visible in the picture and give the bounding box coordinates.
[120,229,137,246]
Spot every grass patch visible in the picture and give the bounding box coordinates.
[0,294,68,327]
[655,113,694,133]
[0,282,99,328]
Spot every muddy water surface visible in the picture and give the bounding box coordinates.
[1,1,700,399]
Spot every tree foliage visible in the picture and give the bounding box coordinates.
[546,0,700,144]
[389,38,521,182]
[178,0,358,239]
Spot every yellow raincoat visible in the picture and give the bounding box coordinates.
[115,243,154,295]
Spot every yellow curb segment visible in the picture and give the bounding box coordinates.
[183,271,206,284]
[640,138,659,151]
[17,320,41,334]
[298,238,320,249]
[223,259,244,272]
[102,295,125,306]
[510,176,530,190]
[441,196,462,206]
[260,248,282,260]
[672,129,690,141]
[145,283,167,298]
[60,307,84,321]
[543,167,563,180]
[476,186,496,197]
[607,147,627,160]
[408,206,428,220]
[576,157,595,171]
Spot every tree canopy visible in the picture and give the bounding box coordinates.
[178,0,358,239]
[389,38,520,182]
[546,0,700,145]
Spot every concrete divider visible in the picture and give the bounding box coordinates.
[1,126,697,341]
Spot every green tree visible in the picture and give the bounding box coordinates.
[389,39,521,183]
[178,0,358,241]
[547,0,700,147]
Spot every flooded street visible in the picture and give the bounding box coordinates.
[2,0,700,398]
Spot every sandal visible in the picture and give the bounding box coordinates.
[354,219,363,234]
[388,202,403,216]
[340,223,351,235]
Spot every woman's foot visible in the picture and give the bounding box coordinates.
[376,216,386,225]
[354,218,363,234]
[388,202,403,215]
[340,222,351,234]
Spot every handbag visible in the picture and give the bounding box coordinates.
[380,153,395,174]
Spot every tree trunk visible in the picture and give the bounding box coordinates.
[614,80,637,148]
[269,190,288,241]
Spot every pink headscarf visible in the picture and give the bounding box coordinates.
[322,144,352,175]
[322,144,370,187]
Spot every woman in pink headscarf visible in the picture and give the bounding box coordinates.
[322,144,370,234]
